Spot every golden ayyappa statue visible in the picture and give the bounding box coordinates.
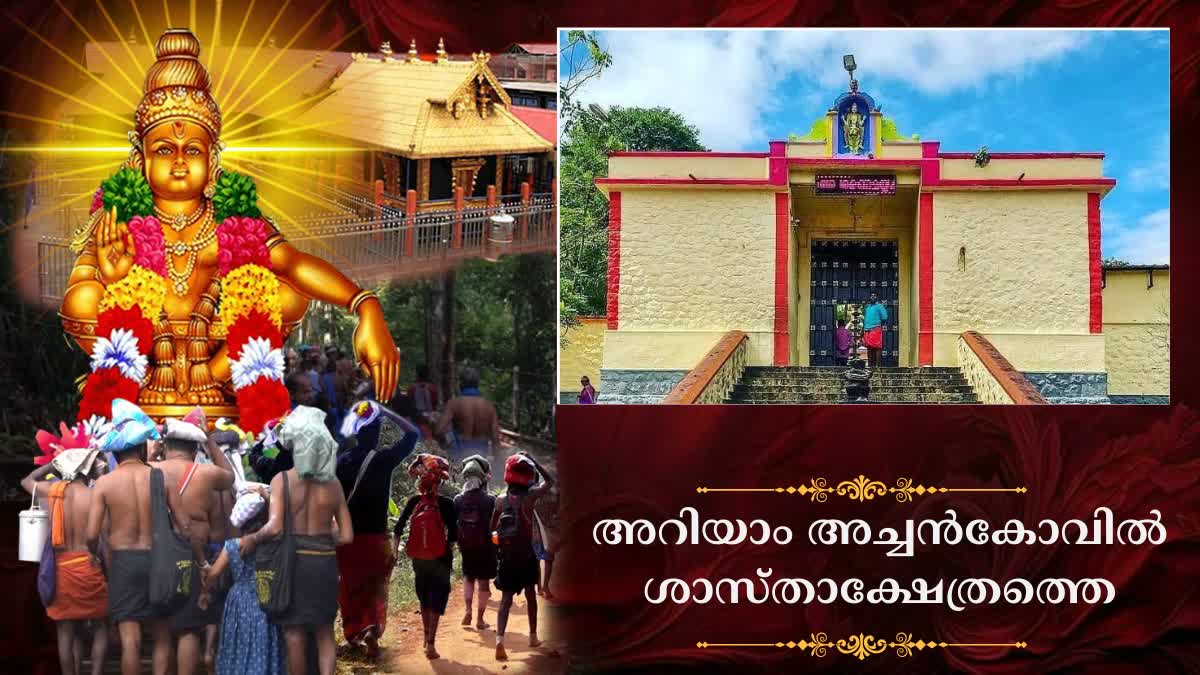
[59,29,400,421]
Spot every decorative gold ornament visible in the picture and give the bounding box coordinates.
[697,633,1029,659]
[155,200,207,232]
[697,477,1027,502]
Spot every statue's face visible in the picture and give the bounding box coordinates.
[143,119,211,201]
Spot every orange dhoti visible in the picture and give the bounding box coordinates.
[46,553,109,621]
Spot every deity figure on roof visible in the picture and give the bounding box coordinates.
[842,102,865,155]
[58,28,400,432]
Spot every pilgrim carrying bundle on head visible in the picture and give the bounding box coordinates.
[504,453,537,487]
[278,405,337,481]
[461,454,491,481]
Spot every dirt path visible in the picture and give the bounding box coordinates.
[338,579,565,674]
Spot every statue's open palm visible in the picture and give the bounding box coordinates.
[97,205,134,284]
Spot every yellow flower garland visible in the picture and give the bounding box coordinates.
[98,265,167,323]
[218,263,283,331]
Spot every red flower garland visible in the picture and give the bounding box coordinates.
[224,309,283,361]
[78,369,141,422]
[218,215,288,433]
[96,305,154,357]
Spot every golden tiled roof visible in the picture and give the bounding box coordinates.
[294,53,553,158]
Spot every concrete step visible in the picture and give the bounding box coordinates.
[743,366,963,374]
[733,383,977,395]
[727,392,980,404]
[738,375,969,386]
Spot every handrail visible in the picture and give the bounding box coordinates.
[661,331,749,405]
[958,331,1047,404]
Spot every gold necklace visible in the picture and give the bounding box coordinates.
[165,211,217,295]
[155,201,207,232]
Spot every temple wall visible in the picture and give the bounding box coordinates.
[607,156,767,179]
[939,157,1103,180]
[613,189,777,363]
[559,317,606,395]
[930,190,1103,372]
[1103,270,1170,396]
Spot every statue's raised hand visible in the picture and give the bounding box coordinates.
[96,205,135,284]
[352,296,401,402]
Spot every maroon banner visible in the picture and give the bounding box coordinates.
[556,405,1200,672]
[816,175,898,196]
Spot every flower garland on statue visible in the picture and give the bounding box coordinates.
[75,169,289,434]
[213,171,290,434]
[77,168,165,422]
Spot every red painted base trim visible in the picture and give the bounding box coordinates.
[606,192,622,330]
[918,192,934,366]
[1088,193,1103,334]
[773,192,790,366]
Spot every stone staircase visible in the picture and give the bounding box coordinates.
[725,366,980,404]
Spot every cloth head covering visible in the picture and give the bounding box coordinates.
[101,399,161,453]
[408,453,450,496]
[163,418,207,444]
[461,454,491,480]
[339,400,381,439]
[230,490,266,529]
[278,405,336,481]
[52,447,103,481]
[504,453,537,487]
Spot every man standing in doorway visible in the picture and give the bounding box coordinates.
[862,292,888,370]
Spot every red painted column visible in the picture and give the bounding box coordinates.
[1088,193,1103,333]
[918,192,934,366]
[404,188,416,257]
[452,186,464,249]
[773,191,790,366]
[606,192,622,330]
[519,181,532,241]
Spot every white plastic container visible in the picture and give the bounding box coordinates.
[18,491,49,563]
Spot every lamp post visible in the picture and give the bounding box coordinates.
[843,53,858,92]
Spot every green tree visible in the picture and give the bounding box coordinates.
[560,106,706,327]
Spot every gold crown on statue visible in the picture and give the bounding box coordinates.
[133,28,222,138]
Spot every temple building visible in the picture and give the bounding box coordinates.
[560,74,1170,405]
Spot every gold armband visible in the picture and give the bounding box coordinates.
[348,289,378,314]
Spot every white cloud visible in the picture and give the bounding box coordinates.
[577,29,1092,150]
[1125,134,1169,192]
[1105,208,1169,265]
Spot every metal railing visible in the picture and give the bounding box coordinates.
[37,193,555,303]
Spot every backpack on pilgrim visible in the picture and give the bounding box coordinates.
[406,494,447,560]
[456,494,492,554]
[494,493,533,562]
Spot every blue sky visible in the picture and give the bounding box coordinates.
[561,29,1169,264]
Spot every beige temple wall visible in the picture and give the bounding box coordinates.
[559,317,607,393]
[931,190,1104,372]
[939,157,1104,181]
[607,155,768,180]
[1103,269,1170,396]
[602,188,779,370]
